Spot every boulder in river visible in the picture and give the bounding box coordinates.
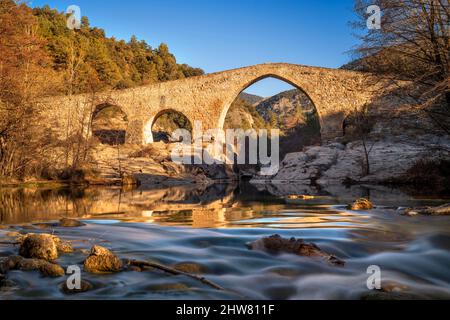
[38,261,65,277]
[2,255,64,277]
[18,258,65,277]
[59,218,86,228]
[51,236,74,253]
[19,234,58,261]
[347,198,374,210]
[248,234,345,266]
[83,245,123,273]
[403,203,450,216]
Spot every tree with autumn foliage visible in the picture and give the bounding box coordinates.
[0,0,59,179]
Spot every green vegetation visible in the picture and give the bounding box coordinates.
[0,0,203,181]
[31,3,204,94]
[224,98,267,130]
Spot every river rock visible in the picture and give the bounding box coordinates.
[0,274,16,289]
[173,262,207,274]
[19,234,58,261]
[38,262,65,277]
[248,234,345,266]
[146,283,190,292]
[59,218,86,227]
[403,203,450,216]
[61,279,93,294]
[361,291,430,300]
[18,258,64,277]
[347,198,374,210]
[6,231,22,239]
[51,236,74,253]
[0,255,23,273]
[83,245,123,273]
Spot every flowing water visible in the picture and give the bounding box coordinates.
[0,182,449,300]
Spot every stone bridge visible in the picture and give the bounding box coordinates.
[39,63,378,145]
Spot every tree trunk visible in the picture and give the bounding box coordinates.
[362,139,370,176]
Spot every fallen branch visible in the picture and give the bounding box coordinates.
[126,259,225,291]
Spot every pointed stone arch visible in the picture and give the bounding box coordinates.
[217,73,324,137]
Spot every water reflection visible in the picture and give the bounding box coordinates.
[1,182,448,229]
[1,183,450,300]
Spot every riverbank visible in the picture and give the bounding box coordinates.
[251,134,450,194]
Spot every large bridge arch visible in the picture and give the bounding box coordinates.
[217,73,325,135]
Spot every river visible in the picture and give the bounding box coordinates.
[1,182,449,299]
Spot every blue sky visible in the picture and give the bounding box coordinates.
[30,0,359,97]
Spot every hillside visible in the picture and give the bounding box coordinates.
[4,1,204,95]
[239,92,264,105]
[255,89,317,131]
[224,89,321,156]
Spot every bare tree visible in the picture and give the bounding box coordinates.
[344,106,376,176]
[351,0,450,134]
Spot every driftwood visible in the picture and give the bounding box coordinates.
[126,259,225,291]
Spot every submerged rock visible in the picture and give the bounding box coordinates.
[0,255,23,273]
[19,234,58,261]
[83,245,123,273]
[61,279,93,294]
[173,262,207,274]
[347,198,374,210]
[59,218,86,228]
[146,283,190,292]
[248,234,345,266]
[32,223,52,229]
[361,291,430,300]
[403,203,450,216]
[287,195,315,200]
[0,274,16,289]
[6,231,22,239]
[1,255,64,278]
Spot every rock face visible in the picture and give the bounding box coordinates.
[248,234,345,266]
[83,245,123,273]
[253,135,450,187]
[19,234,58,261]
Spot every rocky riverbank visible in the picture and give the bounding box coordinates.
[251,134,450,192]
